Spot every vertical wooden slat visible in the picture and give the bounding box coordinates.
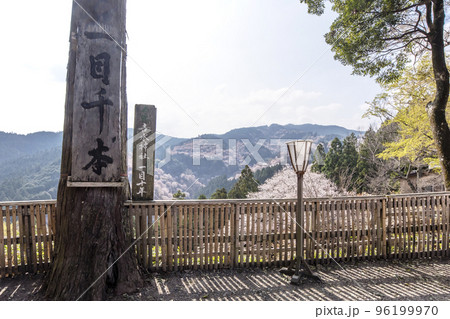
[279,202,284,265]
[198,205,203,269]
[179,206,184,268]
[135,206,142,266]
[18,206,25,272]
[23,207,31,273]
[426,196,431,257]
[167,206,173,271]
[244,205,250,267]
[445,195,450,256]
[346,200,352,261]
[214,205,219,269]
[326,200,332,264]
[249,204,254,266]
[6,206,12,275]
[386,198,391,258]
[308,201,313,262]
[239,204,245,268]
[46,204,53,264]
[0,206,5,277]
[411,197,417,258]
[365,200,370,259]
[142,206,148,270]
[206,205,210,269]
[231,203,236,268]
[381,199,387,259]
[437,196,443,257]
[12,206,18,274]
[273,203,279,266]
[147,206,153,271]
[431,196,436,257]
[419,196,424,257]
[41,205,48,269]
[256,203,261,268]
[356,200,361,260]
[376,199,382,259]
[398,198,402,258]
[335,200,340,262]
[228,204,233,268]
[210,205,215,269]
[40,205,47,268]
[342,200,347,261]
[206,205,212,269]
[204,205,209,269]
[267,203,273,266]
[182,205,186,268]
[284,202,291,265]
[30,205,37,273]
[331,200,336,261]
[161,205,167,272]
[262,203,267,267]
[401,198,406,259]
[393,198,399,258]
[203,205,208,269]
[177,205,183,270]
[215,205,220,268]
[351,200,357,261]
[188,205,193,268]
[289,201,295,264]
[346,200,353,261]
[317,201,322,264]
[154,205,160,271]
[173,206,178,271]
[372,199,377,259]
[405,198,411,259]
[220,204,226,268]
[319,201,324,263]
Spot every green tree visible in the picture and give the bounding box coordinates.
[228,165,259,199]
[311,143,326,173]
[367,56,446,170]
[340,133,359,190]
[210,188,228,199]
[172,190,186,200]
[198,194,207,200]
[301,0,450,190]
[322,138,343,187]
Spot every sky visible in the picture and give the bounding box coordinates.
[0,0,381,138]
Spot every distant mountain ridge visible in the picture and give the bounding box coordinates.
[0,123,361,201]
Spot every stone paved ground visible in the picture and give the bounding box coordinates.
[111,258,450,301]
[0,258,449,301]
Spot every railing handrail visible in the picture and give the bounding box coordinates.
[0,199,57,206]
[124,191,450,206]
[2,191,448,207]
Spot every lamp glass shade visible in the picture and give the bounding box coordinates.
[286,140,312,173]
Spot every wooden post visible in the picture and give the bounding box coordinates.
[132,105,157,201]
[44,0,142,300]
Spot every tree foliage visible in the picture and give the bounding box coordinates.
[210,188,228,199]
[311,143,326,173]
[321,134,359,191]
[301,0,449,83]
[228,165,259,199]
[301,0,450,189]
[172,190,186,200]
[366,55,448,169]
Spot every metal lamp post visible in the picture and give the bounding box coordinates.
[286,140,315,284]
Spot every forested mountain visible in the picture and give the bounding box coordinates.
[0,123,360,201]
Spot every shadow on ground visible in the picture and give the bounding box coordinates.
[0,259,449,301]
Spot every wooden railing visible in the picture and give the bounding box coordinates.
[2,192,450,277]
[0,200,56,277]
[127,192,450,271]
